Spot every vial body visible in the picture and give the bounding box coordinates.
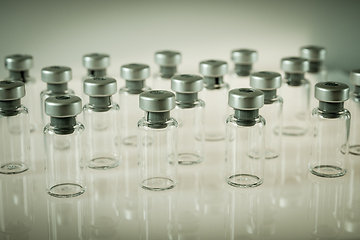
[137,117,178,191]
[348,92,360,155]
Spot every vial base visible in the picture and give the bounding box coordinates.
[226,174,263,188]
[282,126,307,136]
[122,135,137,147]
[349,145,360,156]
[205,132,225,142]
[88,157,120,170]
[47,183,85,198]
[141,177,176,191]
[310,165,347,178]
[178,153,203,165]
[248,148,279,159]
[0,162,29,174]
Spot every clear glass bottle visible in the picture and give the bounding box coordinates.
[225,88,265,188]
[83,77,121,169]
[171,74,205,165]
[138,90,178,191]
[348,69,360,156]
[199,59,230,141]
[5,54,37,132]
[229,48,258,89]
[250,71,283,159]
[44,95,85,197]
[279,57,310,136]
[40,66,75,126]
[152,50,181,90]
[119,63,151,147]
[309,82,350,178]
[0,80,30,174]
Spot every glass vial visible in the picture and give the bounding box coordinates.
[225,88,265,188]
[309,82,350,178]
[138,90,178,191]
[348,69,360,156]
[152,50,181,90]
[5,54,37,132]
[250,71,283,159]
[83,77,121,169]
[280,57,310,136]
[44,95,85,197]
[230,49,258,88]
[0,80,30,174]
[40,66,75,126]
[171,74,205,165]
[199,60,229,141]
[119,63,151,147]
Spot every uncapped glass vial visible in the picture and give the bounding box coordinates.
[138,90,178,191]
[348,69,360,155]
[225,88,265,188]
[230,49,258,88]
[44,95,85,197]
[83,77,121,169]
[250,71,283,159]
[0,80,30,174]
[309,82,350,178]
[119,63,151,147]
[171,74,205,165]
[40,66,75,126]
[280,57,310,136]
[153,50,181,90]
[199,60,230,141]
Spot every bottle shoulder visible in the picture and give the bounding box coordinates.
[138,117,178,129]
[119,86,151,94]
[40,89,75,97]
[311,108,351,120]
[264,96,283,105]
[0,105,28,117]
[175,99,205,109]
[226,115,266,127]
[83,102,119,112]
[44,122,84,135]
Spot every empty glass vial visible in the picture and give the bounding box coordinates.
[225,88,265,188]
[138,90,178,191]
[300,45,327,83]
[348,69,360,155]
[83,77,121,169]
[250,71,283,159]
[199,60,230,141]
[153,50,181,90]
[40,66,75,126]
[119,63,151,147]
[171,74,205,165]
[44,95,85,197]
[5,54,37,132]
[280,57,310,136]
[230,49,258,88]
[0,80,30,174]
[309,82,350,178]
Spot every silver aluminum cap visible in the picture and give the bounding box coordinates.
[84,77,117,97]
[139,90,175,112]
[121,63,150,81]
[199,60,228,77]
[41,66,72,84]
[231,49,258,64]
[155,50,181,66]
[83,53,110,70]
[281,57,309,73]
[5,54,33,71]
[171,74,203,93]
[315,82,349,102]
[0,80,25,101]
[350,69,360,86]
[228,88,264,110]
[250,71,282,90]
[300,45,326,62]
[45,95,82,117]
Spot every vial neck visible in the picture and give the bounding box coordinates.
[145,111,170,129]
[160,66,177,78]
[175,92,198,108]
[308,61,323,73]
[235,64,252,76]
[234,109,259,127]
[318,101,344,118]
[262,89,277,102]
[0,99,21,116]
[88,69,106,77]
[89,96,112,112]
[125,80,145,94]
[50,117,76,135]
[9,70,29,81]
[47,83,68,93]
[285,73,304,86]
[204,76,224,89]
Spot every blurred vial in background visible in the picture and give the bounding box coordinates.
[83,77,121,170]
[230,49,258,88]
[199,59,230,141]
[119,63,151,147]
[171,74,205,165]
[348,69,360,156]
[152,50,181,90]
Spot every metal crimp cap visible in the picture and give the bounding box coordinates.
[83,53,110,70]
[171,74,203,93]
[84,77,117,97]
[250,71,282,90]
[228,88,264,110]
[139,90,175,112]
[199,60,228,77]
[0,80,25,101]
[350,69,360,86]
[121,63,150,81]
[41,66,72,84]
[231,49,258,64]
[315,82,349,103]
[45,95,82,117]
[300,45,326,62]
[281,57,309,73]
[5,54,33,71]
[155,50,181,66]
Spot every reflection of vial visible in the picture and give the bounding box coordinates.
[171,74,205,165]
[280,57,310,136]
[309,82,350,178]
[5,54,37,132]
[199,60,229,141]
[348,69,360,156]
[44,95,85,197]
[153,50,181,90]
[119,63,151,147]
[225,88,265,188]
[138,90,178,191]
[83,77,121,170]
[250,71,283,159]
[0,80,30,174]
[40,66,75,126]
[230,49,258,88]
